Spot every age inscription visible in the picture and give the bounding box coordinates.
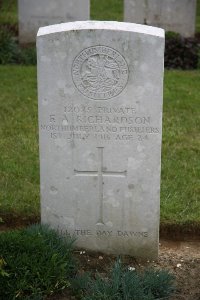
[40,104,160,142]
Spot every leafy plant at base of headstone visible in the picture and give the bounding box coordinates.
[0,257,9,278]
[77,259,175,300]
[165,31,200,70]
[0,224,76,299]
[0,27,36,65]
[18,46,37,65]
[0,27,19,64]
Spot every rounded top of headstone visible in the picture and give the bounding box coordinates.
[37,21,165,38]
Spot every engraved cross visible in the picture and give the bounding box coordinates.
[74,147,127,225]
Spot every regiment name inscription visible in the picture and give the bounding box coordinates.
[40,104,159,142]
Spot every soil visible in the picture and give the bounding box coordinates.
[1,219,200,299]
[47,239,200,300]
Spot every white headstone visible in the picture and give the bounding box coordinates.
[37,21,165,259]
[124,0,196,37]
[18,0,90,44]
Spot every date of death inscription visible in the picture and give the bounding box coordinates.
[57,228,148,239]
[40,104,160,142]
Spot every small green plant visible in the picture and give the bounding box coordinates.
[0,27,36,65]
[79,259,175,300]
[19,46,37,65]
[0,257,9,277]
[0,27,19,64]
[0,224,76,299]
[165,31,181,39]
[165,34,200,70]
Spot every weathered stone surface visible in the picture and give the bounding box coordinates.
[18,0,90,43]
[124,0,196,37]
[37,21,165,259]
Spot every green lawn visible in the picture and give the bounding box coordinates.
[0,66,199,229]
[91,0,123,21]
[0,66,39,221]
[161,71,200,226]
[0,0,200,231]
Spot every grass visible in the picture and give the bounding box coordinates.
[0,66,39,220]
[0,224,76,299]
[0,225,175,300]
[91,0,123,21]
[0,1,200,231]
[0,66,199,229]
[161,71,200,226]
